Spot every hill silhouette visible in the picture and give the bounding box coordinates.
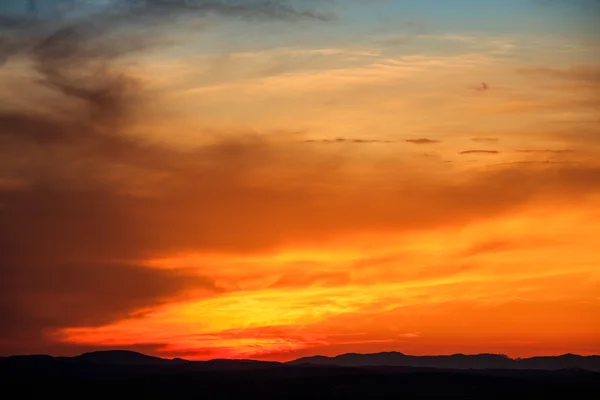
[4,350,600,371]
[75,350,182,365]
[290,351,600,371]
[2,350,599,399]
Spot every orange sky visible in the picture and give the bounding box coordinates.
[0,0,599,361]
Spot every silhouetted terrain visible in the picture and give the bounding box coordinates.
[2,351,599,399]
[291,351,600,371]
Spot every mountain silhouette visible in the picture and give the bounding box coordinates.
[74,350,182,366]
[4,350,599,371]
[2,350,599,399]
[3,350,282,372]
[289,351,600,371]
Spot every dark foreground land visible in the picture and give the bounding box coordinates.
[2,351,599,399]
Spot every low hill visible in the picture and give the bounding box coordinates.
[289,352,600,371]
[4,350,600,371]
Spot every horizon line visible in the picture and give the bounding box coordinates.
[5,349,598,362]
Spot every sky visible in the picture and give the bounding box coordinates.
[0,0,599,361]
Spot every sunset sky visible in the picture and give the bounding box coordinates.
[1,0,599,361]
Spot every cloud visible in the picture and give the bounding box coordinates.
[471,138,499,143]
[398,332,421,338]
[0,0,332,355]
[458,150,500,155]
[376,21,428,47]
[305,138,395,144]
[0,259,215,353]
[0,0,331,66]
[2,114,600,355]
[2,0,600,358]
[475,82,489,91]
[459,238,555,258]
[405,138,440,145]
[517,65,600,84]
[492,160,567,167]
[533,0,600,11]
[351,139,395,143]
[515,149,574,154]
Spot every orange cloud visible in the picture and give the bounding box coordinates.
[1,1,599,361]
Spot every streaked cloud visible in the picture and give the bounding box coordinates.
[1,0,599,361]
[405,138,441,145]
[458,150,500,155]
[471,138,499,143]
[517,65,600,83]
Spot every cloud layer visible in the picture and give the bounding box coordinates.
[1,0,599,359]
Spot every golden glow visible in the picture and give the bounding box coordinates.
[58,207,600,359]
[3,5,599,360]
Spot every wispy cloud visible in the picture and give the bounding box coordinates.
[459,150,500,155]
[305,138,395,144]
[2,0,599,360]
[517,65,600,83]
[515,149,574,154]
[471,138,499,143]
[406,138,441,145]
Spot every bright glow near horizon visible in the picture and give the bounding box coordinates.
[1,0,599,360]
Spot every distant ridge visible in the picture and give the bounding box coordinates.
[3,350,599,399]
[75,350,184,366]
[4,350,281,372]
[3,350,600,372]
[288,351,600,371]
